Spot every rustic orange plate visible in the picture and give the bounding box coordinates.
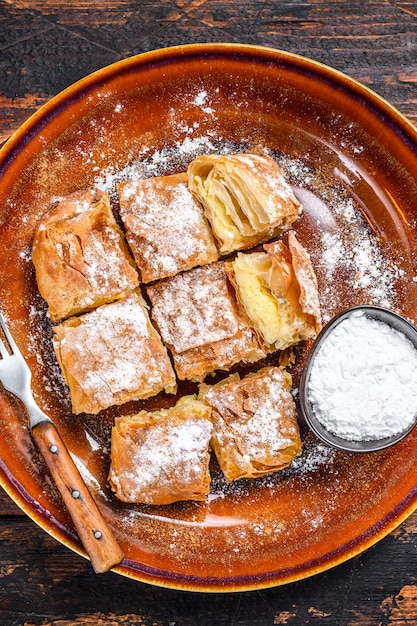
[1,43,417,592]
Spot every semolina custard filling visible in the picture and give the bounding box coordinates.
[229,233,321,351]
[231,252,297,349]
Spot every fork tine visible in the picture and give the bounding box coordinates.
[0,311,18,356]
[0,339,8,359]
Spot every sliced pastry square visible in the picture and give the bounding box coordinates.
[108,397,213,505]
[188,153,301,254]
[226,231,322,351]
[32,188,139,322]
[146,262,265,382]
[200,366,301,482]
[53,292,177,415]
[118,172,219,282]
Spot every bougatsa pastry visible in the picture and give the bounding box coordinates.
[108,396,213,505]
[32,188,139,322]
[53,292,177,415]
[118,172,219,282]
[146,262,265,382]
[226,231,322,351]
[187,153,301,254]
[199,366,301,482]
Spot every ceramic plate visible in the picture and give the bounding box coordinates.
[0,43,417,591]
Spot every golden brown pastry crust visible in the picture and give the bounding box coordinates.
[118,172,219,282]
[188,153,301,254]
[32,188,139,322]
[275,230,322,328]
[199,366,301,482]
[146,262,265,382]
[264,231,322,335]
[53,292,177,415]
[108,397,213,504]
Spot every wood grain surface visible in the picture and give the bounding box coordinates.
[1,1,417,625]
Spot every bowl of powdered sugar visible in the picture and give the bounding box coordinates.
[299,305,417,452]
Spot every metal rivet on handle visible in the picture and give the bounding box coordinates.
[94,531,102,540]
[49,444,58,454]
[72,490,80,499]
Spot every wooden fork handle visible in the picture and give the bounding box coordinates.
[32,420,124,573]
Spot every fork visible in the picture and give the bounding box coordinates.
[0,311,124,573]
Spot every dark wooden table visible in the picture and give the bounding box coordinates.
[1,2,417,624]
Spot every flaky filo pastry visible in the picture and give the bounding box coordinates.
[225,231,322,352]
[53,292,177,415]
[108,396,213,505]
[146,262,265,382]
[187,153,301,254]
[199,367,301,482]
[32,188,139,322]
[118,172,219,283]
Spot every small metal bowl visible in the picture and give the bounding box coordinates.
[299,305,417,453]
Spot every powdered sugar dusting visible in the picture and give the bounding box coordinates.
[278,155,400,321]
[202,367,300,481]
[285,439,337,475]
[118,174,218,282]
[318,223,397,315]
[134,419,211,485]
[110,412,213,505]
[147,263,240,353]
[53,293,176,413]
[192,90,215,115]
[94,135,223,199]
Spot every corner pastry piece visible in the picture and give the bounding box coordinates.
[32,188,139,322]
[200,366,301,482]
[108,396,213,504]
[226,231,322,351]
[188,153,301,254]
[118,173,219,282]
[53,292,176,415]
[146,262,265,382]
